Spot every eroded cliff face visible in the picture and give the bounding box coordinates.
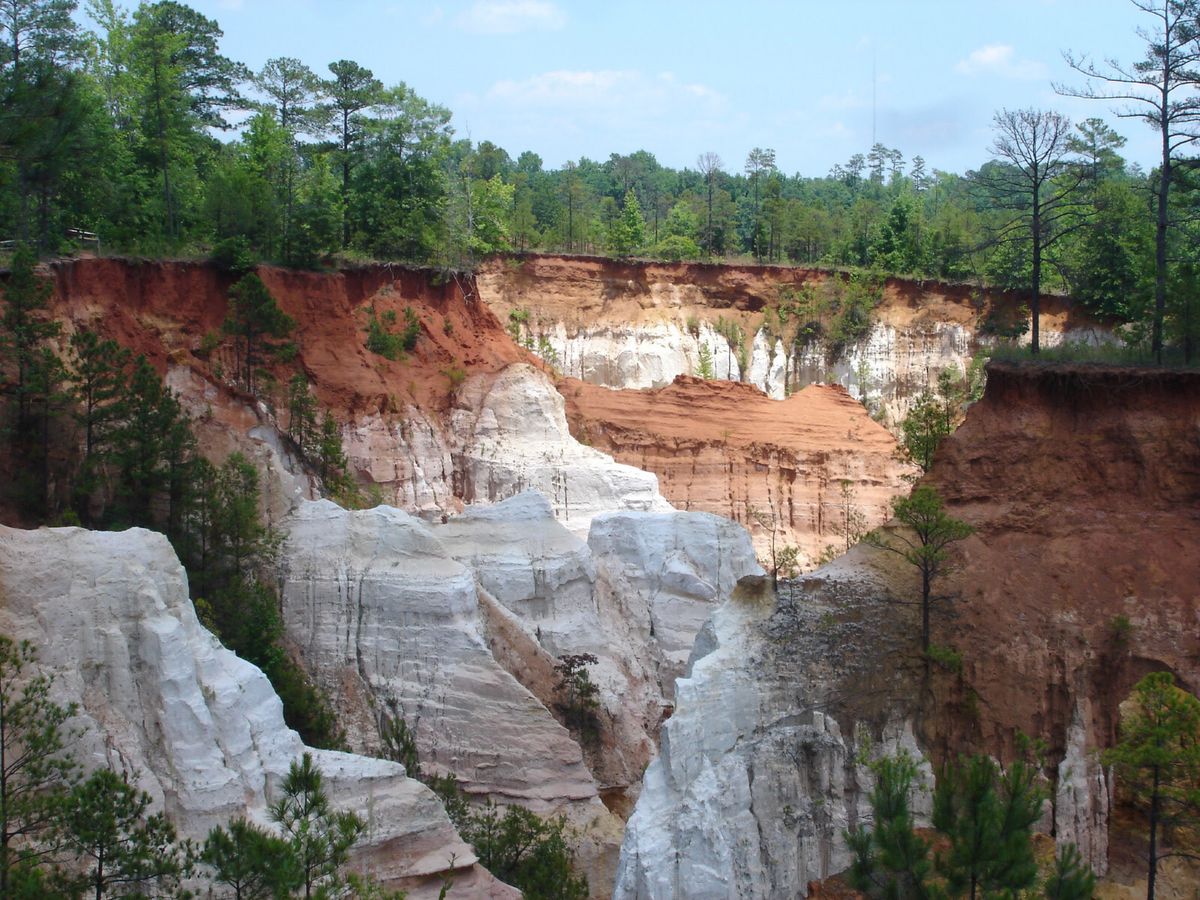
[616,363,1200,896]
[21,255,926,895]
[0,525,515,899]
[923,365,1200,882]
[562,375,915,565]
[476,254,1112,425]
[37,255,913,569]
[615,560,935,899]
[278,494,762,896]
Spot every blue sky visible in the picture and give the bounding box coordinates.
[145,0,1165,177]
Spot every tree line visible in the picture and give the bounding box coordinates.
[0,635,398,898]
[4,0,1200,359]
[0,242,354,749]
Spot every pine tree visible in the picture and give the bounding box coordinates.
[901,390,950,472]
[0,636,80,896]
[1103,671,1200,900]
[0,245,60,435]
[67,329,131,522]
[933,754,1043,899]
[608,189,645,256]
[61,768,191,896]
[269,753,364,900]
[1044,843,1096,900]
[203,818,300,900]
[57,767,191,899]
[110,355,168,526]
[286,372,318,454]
[867,485,974,665]
[222,273,294,393]
[845,752,933,899]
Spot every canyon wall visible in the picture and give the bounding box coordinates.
[0,525,515,898]
[277,493,763,896]
[615,362,1200,896]
[476,254,1113,426]
[38,255,914,567]
[563,375,914,566]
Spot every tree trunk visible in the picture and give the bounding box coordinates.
[1031,171,1042,354]
[1154,113,1170,365]
[341,110,351,249]
[1147,763,1160,900]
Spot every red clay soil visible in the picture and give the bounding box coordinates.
[562,374,915,560]
[476,252,1102,335]
[42,257,536,415]
[911,363,1200,765]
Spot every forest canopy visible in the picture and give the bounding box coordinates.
[2,0,1200,352]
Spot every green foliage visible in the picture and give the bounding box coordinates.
[0,637,80,896]
[442,364,466,388]
[1108,614,1134,652]
[979,303,1031,340]
[0,245,65,515]
[901,390,951,472]
[925,642,963,675]
[203,817,301,900]
[454,798,588,900]
[851,751,1057,900]
[1102,672,1200,896]
[269,752,365,900]
[287,372,319,454]
[57,767,192,899]
[932,754,1043,898]
[899,366,977,473]
[1044,843,1097,900]
[695,342,714,379]
[536,334,560,371]
[868,485,974,659]
[845,753,933,898]
[378,698,421,778]
[653,233,701,261]
[223,273,295,392]
[607,189,646,256]
[507,307,532,348]
[365,305,421,360]
[553,653,601,746]
[211,234,257,275]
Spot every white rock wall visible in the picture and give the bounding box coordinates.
[450,364,674,537]
[0,525,511,898]
[614,559,934,900]
[530,319,1115,425]
[279,494,762,897]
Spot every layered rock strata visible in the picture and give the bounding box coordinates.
[563,375,915,565]
[477,254,1112,424]
[616,364,1200,894]
[0,525,513,898]
[279,494,763,896]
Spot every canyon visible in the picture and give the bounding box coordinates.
[1,252,1193,897]
[617,363,1200,897]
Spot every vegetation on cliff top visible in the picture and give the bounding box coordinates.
[3,0,1200,359]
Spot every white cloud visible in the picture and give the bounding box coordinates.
[955,44,1047,80]
[455,0,565,34]
[462,70,727,161]
[485,70,726,112]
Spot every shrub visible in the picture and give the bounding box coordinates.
[554,653,601,746]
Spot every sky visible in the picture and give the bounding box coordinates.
[138,0,1168,178]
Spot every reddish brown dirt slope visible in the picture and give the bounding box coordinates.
[913,363,1200,763]
[45,257,532,414]
[562,375,915,563]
